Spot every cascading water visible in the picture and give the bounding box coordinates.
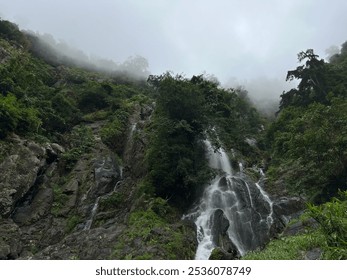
[187,140,274,259]
[84,197,100,230]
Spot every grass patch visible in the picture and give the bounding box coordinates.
[242,230,325,260]
[66,215,81,233]
[51,186,69,217]
[111,198,196,260]
[82,110,109,122]
[61,125,94,171]
[99,192,125,211]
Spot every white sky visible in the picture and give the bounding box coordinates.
[1,0,347,101]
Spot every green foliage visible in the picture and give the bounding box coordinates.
[61,125,94,170]
[146,73,264,208]
[242,230,324,260]
[78,87,109,113]
[100,118,122,143]
[246,192,347,260]
[0,19,29,47]
[100,117,127,155]
[51,184,69,217]
[66,215,81,233]
[0,93,41,138]
[267,44,347,199]
[308,191,347,259]
[0,26,148,142]
[111,198,196,260]
[280,49,329,109]
[50,92,81,131]
[209,248,227,260]
[99,192,124,211]
[82,110,109,122]
[136,178,155,197]
[267,97,347,198]
[0,94,20,138]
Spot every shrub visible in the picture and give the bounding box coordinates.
[61,125,94,170]
[0,93,41,138]
[308,191,347,259]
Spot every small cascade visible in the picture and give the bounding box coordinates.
[131,123,137,133]
[119,166,123,180]
[244,181,254,208]
[113,180,122,192]
[205,140,232,175]
[189,140,274,259]
[239,162,243,173]
[255,182,274,226]
[259,168,265,177]
[84,197,100,230]
[129,123,137,140]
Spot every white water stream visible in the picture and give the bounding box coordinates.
[83,197,100,230]
[189,140,274,259]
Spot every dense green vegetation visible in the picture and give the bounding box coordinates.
[146,73,263,208]
[267,46,347,202]
[252,44,347,260]
[244,191,347,260]
[308,191,347,259]
[111,197,196,260]
[0,19,150,147]
[1,18,347,259]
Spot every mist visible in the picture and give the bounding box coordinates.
[2,0,347,82]
[223,76,296,117]
[2,0,347,114]
[25,31,150,81]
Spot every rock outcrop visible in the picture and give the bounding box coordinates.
[0,137,64,218]
[0,103,196,260]
[210,209,239,259]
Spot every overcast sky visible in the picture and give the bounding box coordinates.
[1,0,347,104]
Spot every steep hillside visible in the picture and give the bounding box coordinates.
[0,19,346,260]
[0,20,196,260]
[245,45,347,260]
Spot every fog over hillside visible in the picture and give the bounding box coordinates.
[2,0,347,113]
[25,31,150,80]
[224,76,297,116]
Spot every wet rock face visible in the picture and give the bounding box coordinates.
[210,209,239,259]
[0,219,22,259]
[0,104,198,260]
[0,139,65,219]
[273,197,304,223]
[268,197,305,236]
[0,141,46,218]
[273,197,304,217]
[93,155,121,196]
[210,209,230,243]
[12,188,53,226]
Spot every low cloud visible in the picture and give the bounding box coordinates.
[224,76,296,116]
[26,31,150,80]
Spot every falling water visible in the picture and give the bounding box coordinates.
[190,140,274,259]
[255,182,274,226]
[84,197,100,230]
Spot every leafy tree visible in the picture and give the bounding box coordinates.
[146,74,211,207]
[268,43,347,201]
[268,98,347,199]
[146,73,264,208]
[0,19,29,47]
[280,49,328,109]
[0,93,20,138]
[0,93,41,138]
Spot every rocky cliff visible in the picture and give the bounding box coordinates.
[0,104,196,259]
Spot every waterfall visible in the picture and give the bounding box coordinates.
[190,140,274,259]
[255,182,274,226]
[83,197,100,230]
